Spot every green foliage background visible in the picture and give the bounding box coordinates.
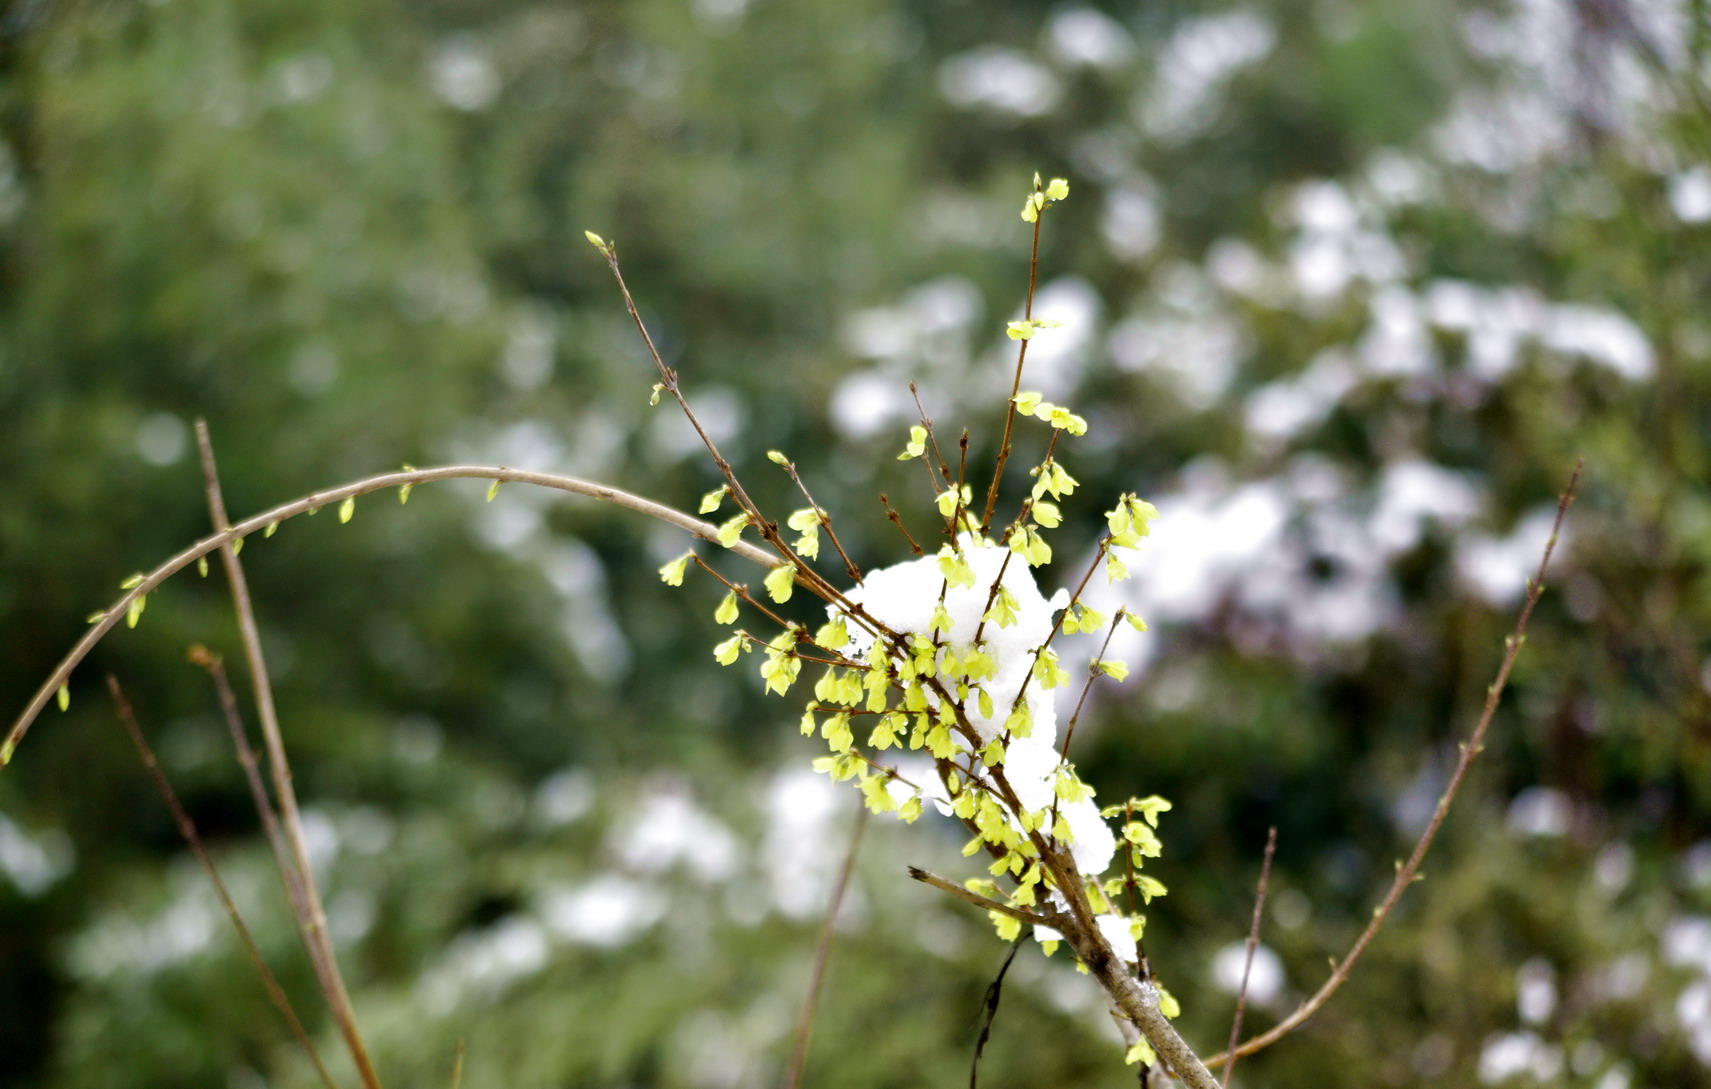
[1,0,1708,1086]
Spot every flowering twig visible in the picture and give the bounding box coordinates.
[980,183,1046,532]
[4,464,778,763]
[907,867,1059,927]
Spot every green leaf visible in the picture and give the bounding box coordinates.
[1005,320,1036,341]
[649,383,664,406]
[767,449,789,465]
[338,496,356,523]
[485,480,501,502]
[698,486,727,515]
[1095,659,1130,682]
[1044,177,1070,201]
[126,594,146,629]
[56,685,70,712]
[197,556,209,578]
[119,573,144,590]
[264,521,279,537]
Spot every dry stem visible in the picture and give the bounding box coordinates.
[105,676,341,1089]
[1203,458,1582,1069]
[1222,826,1277,1089]
[196,422,382,1089]
[5,464,778,762]
[782,800,869,1089]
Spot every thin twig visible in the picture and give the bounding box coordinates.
[1204,458,1582,1069]
[970,935,1027,1089]
[773,454,863,585]
[909,383,955,487]
[596,246,860,614]
[105,676,342,1089]
[1222,826,1277,1089]
[195,422,382,1089]
[878,494,924,555]
[5,464,781,762]
[449,1040,466,1089]
[783,801,870,1089]
[907,866,1057,927]
[187,646,315,968]
[980,194,1045,532]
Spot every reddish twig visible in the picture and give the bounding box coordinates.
[1222,826,1277,1089]
[105,676,341,1089]
[980,194,1045,532]
[1204,458,1582,1069]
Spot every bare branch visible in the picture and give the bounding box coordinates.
[1205,458,1583,1069]
[970,936,1027,1089]
[6,464,779,763]
[187,646,316,980]
[105,676,341,1089]
[783,800,869,1089]
[195,422,382,1089]
[1222,826,1277,1089]
[906,866,1058,927]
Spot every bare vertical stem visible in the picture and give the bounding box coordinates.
[783,800,870,1089]
[1204,458,1582,1068]
[187,646,314,955]
[106,676,342,1089]
[194,421,382,1089]
[1221,827,1277,1089]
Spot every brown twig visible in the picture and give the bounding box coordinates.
[105,676,342,1089]
[909,383,955,487]
[773,454,863,586]
[907,866,1059,927]
[596,246,861,616]
[969,935,1027,1089]
[5,464,781,762]
[187,646,315,973]
[783,800,870,1089]
[1204,458,1582,1069]
[1222,827,1277,1089]
[980,193,1045,532]
[878,494,924,555]
[195,422,382,1089]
